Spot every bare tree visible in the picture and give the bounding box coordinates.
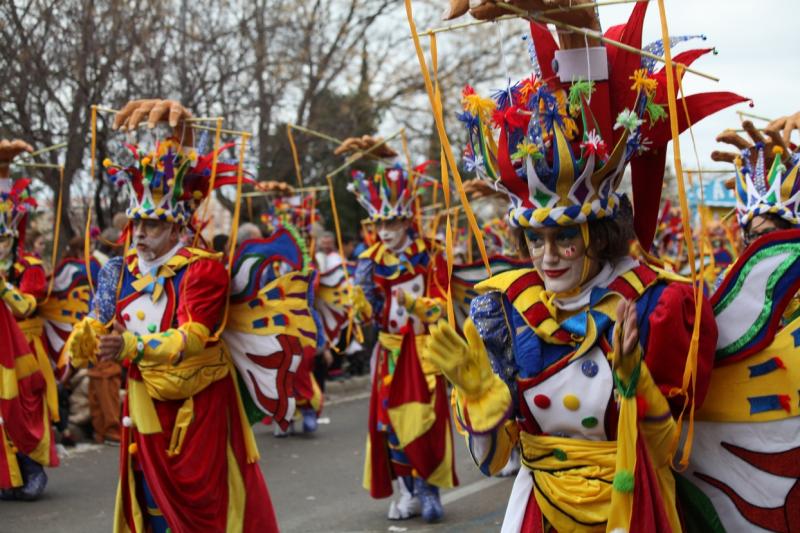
[0,0,513,240]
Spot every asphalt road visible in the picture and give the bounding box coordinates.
[1,391,513,532]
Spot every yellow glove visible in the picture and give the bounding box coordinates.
[0,280,37,318]
[349,285,372,321]
[401,291,443,324]
[427,318,511,432]
[118,321,211,366]
[65,318,105,368]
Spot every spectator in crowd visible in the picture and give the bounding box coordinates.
[237,222,262,245]
[212,233,229,254]
[26,230,47,259]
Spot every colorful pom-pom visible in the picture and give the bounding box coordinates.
[613,469,635,493]
[102,158,113,168]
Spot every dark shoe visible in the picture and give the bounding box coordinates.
[15,455,47,501]
[301,408,318,433]
[414,477,443,523]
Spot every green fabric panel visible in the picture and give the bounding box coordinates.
[237,372,267,425]
[674,472,726,533]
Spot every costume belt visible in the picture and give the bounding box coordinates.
[127,342,233,457]
[519,431,616,532]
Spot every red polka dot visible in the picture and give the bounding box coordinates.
[389,319,398,328]
[533,394,551,409]
[122,313,130,322]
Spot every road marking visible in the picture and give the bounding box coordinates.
[326,391,371,406]
[442,476,508,506]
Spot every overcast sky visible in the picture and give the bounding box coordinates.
[598,0,798,173]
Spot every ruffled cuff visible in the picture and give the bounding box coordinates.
[1,283,37,318]
[405,295,444,324]
[66,317,107,368]
[120,321,211,366]
[453,374,513,434]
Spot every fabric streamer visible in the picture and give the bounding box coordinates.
[405,0,492,279]
[85,106,98,295]
[287,125,304,187]
[656,0,704,468]
[326,173,356,343]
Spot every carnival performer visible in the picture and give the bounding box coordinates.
[0,139,60,501]
[66,99,316,532]
[256,180,326,436]
[684,114,800,532]
[712,118,800,247]
[423,2,747,530]
[344,146,457,523]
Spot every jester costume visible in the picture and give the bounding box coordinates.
[258,184,325,433]
[684,130,800,532]
[67,135,317,532]
[0,177,59,500]
[348,163,458,522]
[431,4,747,531]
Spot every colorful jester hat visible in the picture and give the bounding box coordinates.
[458,2,746,247]
[347,163,417,221]
[103,137,245,225]
[733,144,800,228]
[259,192,319,236]
[0,178,36,238]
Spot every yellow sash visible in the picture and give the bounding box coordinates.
[520,432,616,533]
[128,342,258,462]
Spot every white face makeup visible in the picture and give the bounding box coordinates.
[526,225,591,293]
[133,220,179,263]
[377,219,410,252]
[0,235,13,262]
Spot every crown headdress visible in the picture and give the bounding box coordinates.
[104,137,245,225]
[459,3,745,245]
[347,163,417,221]
[734,145,800,228]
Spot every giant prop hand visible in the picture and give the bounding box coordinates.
[712,120,790,169]
[766,111,800,148]
[113,99,194,146]
[0,139,33,179]
[334,135,398,159]
[442,0,602,47]
[427,318,511,432]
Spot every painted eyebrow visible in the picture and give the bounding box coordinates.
[556,227,580,239]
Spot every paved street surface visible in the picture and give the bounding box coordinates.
[1,389,513,532]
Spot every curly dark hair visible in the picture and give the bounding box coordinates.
[744,213,794,233]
